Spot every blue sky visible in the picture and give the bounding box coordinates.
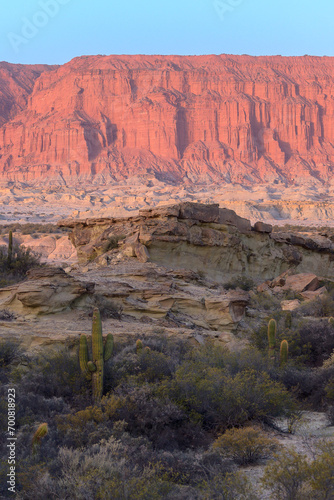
[1,0,334,64]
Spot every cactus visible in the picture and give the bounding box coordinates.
[285,311,292,329]
[136,339,143,354]
[280,340,289,366]
[79,335,90,379]
[268,319,277,361]
[32,423,48,447]
[79,308,114,404]
[8,230,13,263]
[329,317,334,327]
[104,334,114,361]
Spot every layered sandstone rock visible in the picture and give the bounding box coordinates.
[0,267,94,315]
[0,261,249,350]
[58,202,334,281]
[0,55,334,186]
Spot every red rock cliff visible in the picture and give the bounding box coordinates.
[0,54,333,186]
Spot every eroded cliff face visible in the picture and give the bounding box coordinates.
[0,62,56,127]
[1,55,334,186]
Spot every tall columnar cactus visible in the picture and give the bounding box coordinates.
[268,318,277,361]
[79,308,114,404]
[280,340,289,367]
[8,230,13,263]
[285,311,292,329]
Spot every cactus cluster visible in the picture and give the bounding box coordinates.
[136,339,151,354]
[79,308,114,404]
[136,339,143,353]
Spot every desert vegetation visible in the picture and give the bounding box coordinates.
[0,231,42,286]
[1,300,334,499]
[1,219,334,498]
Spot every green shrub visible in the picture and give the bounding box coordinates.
[249,291,281,312]
[213,426,278,465]
[13,347,87,403]
[0,243,42,285]
[0,339,23,367]
[297,294,334,318]
[224,275,255,291]
[164,362,295,430]
[0,309,15,321]
[200,471,259,500]
[261,448,310,499]
[16,437,176,500]
[282,319,334,366]
[309,440,334,499]
[262,442,334,500]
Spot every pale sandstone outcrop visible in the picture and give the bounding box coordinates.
[0,267,94,315]
[2,202,334,350]
[281,300,301,311]
[0,260,249,335]
[59,202,334,281]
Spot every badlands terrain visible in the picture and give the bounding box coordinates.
[0,55,334,225]
[1,202,334,351]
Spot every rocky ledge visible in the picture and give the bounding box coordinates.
[59,202,334,281]
[0,260,249,351]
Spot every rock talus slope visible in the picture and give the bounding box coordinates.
[0,55,334,186]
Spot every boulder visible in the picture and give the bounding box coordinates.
[253,222,273,233]
[135,243,150,263]
[267,271,321,294]
[139,205,180,218]
[219,208,251,233]
[281,299,301,311]
[179,202,220,223]
[122,232,139,257]
[300,287,327,301]
[283,273,320,293]
[271,232,334,252]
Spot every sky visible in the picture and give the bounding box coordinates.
[1,0,334,65]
